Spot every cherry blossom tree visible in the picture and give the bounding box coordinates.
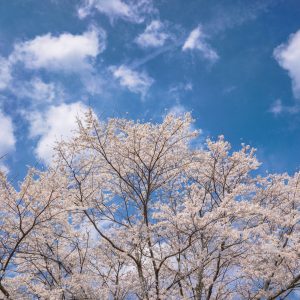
[1,111,299,299]
[0,168,65,299]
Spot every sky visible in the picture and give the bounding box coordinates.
[1,0,300,181]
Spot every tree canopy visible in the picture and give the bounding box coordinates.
[0,112,299,299]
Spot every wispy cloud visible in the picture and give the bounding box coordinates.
[13,77,65,104]
[269,99,283,115]
[129,2,276,69]
[78,0,155,23]
[130,42,178,70]
[204,0,279,35]
[222,85,237,94]
[135,20,170,48]
[168,82,193,103]
[269,99,299,116]
[182,25,219,63]
[0,57,12,90]
[274,29,300,99]
[110,65,154,98]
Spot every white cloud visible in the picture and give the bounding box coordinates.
[135,20,169,48]
[28,102,88,164]
[274,29,300,99]
[14,77,64,104]
[11,27,105,73]
[8,28,105,95]
[182,26,219,62]
[0,57,12,90]
[78,0,154,23]
[0,110,15,157]
[111,65,154,97]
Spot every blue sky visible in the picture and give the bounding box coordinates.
[1,0,300,180]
